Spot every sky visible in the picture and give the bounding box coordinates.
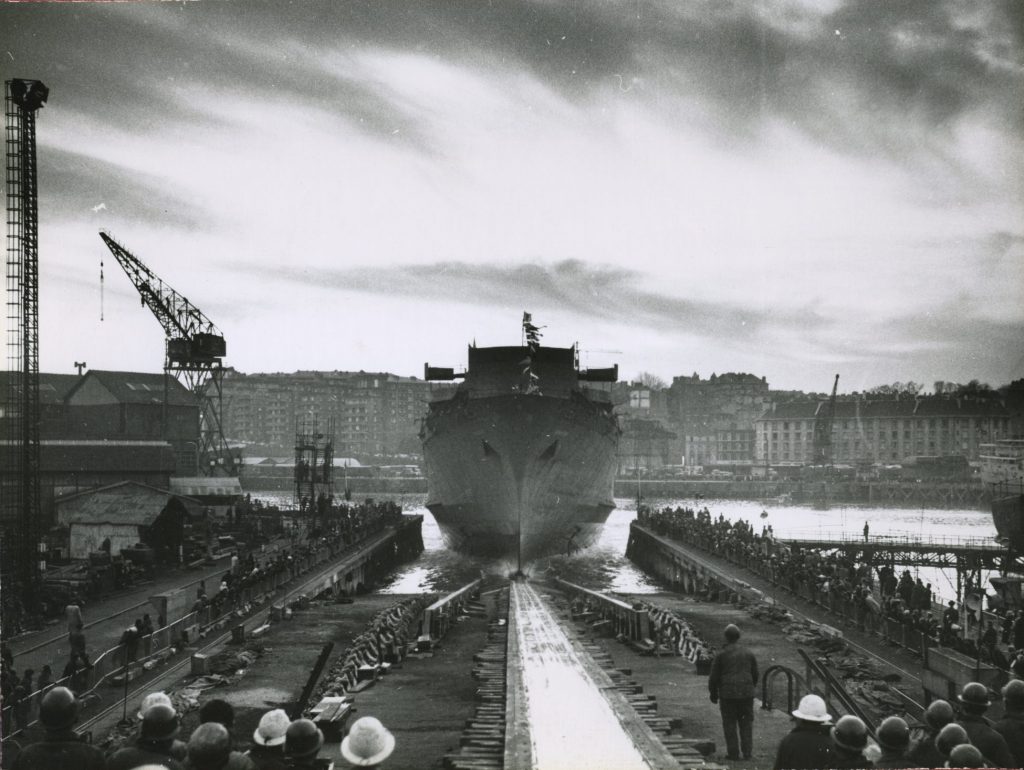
[2,0,1022,393]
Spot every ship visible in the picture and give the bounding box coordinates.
[420,314,620,566]
[980,439,1024,551]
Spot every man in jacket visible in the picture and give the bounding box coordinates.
[955,681,1016,769]
[11,687,106,770]
[106,703,185,770]
[905,698,953,768]
[708,623,758,760]
[994,679,1024,766]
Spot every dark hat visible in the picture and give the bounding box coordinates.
[1002,679,1024,709]
[958,681,990,708]
[830,715,868,752]
[188,722,231,770]
[947,743,984,767]
[141,703,180,742]
[199,697,235,728]
[285,718,324,759]
[38,686,79,730]
[876,716,910,751]
[923,699,954,730]
[935,723,969,757]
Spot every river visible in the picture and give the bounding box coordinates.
[249,491,1000,602]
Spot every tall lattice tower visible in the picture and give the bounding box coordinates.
[3,79,48,612]
[294,415,335,525]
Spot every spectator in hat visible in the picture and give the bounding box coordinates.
[873,716,913,768]
[1013,612,1024,650]
[130,692,189,761]
[829,714,871,769]
[188,722,234,770]
[340,716,395,768]
[772,694,834,770]
[947,743,985,768]
[955,681,1015,768]
[107,703,186,770]
[35,664,53,702]
[995,679,1024,766]
[198,698,256,770]
[906,699,954,768]
[284,718,324,768]
[121,624,140,664]
[934,723,969,766]
[708,623,758,761]
[12,669,33,732]
[11,686,106,770]
[246,709,290,770]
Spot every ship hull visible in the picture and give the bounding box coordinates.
[421,393,618,563]
[993,493,1024,552]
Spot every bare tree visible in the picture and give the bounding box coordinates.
[635,371,667,389]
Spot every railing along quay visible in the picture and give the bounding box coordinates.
[0,516,423,747]
[627,521,1015,704]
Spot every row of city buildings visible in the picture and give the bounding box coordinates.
[5,368,1022,497]
[219,368,1023,475]
[616,374,1023,474]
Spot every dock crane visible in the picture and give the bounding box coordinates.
[99,231,238,477]
[3,78,49,610]
[812,374,840,467]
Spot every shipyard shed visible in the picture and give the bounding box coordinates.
[55,481,201,561]
[169,476,243,519]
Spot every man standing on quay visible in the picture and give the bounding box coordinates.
[709,623,759,760]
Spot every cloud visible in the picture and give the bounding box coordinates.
[240,258,822,341]
[39,147,206,230]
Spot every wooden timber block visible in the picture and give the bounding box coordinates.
[191,653,209,676]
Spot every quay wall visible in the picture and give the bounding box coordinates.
[242,475,990,508]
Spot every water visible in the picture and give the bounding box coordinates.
[248,491,1000,601]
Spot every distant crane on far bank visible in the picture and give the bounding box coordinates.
[813,373,840,467]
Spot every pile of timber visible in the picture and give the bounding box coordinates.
[444,588,509,770]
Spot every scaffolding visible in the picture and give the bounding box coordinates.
[294,416,335,524]
[3,79,48,612]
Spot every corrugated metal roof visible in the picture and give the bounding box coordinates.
[56,481,192,526]
[68,370,196,407]
[169,477,243,498]
[0,372,82,404]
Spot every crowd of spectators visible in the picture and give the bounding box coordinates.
[637,505,1024,678]
[9,685,396,769]
[3,500,407,740]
